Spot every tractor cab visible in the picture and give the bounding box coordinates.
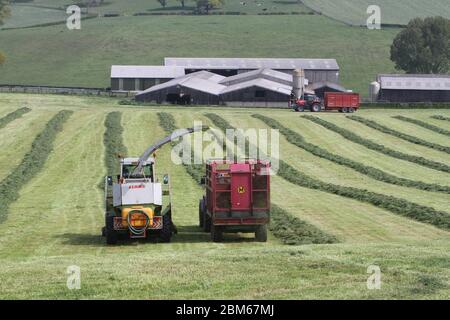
[120,157,155,181]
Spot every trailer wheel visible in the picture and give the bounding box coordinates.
[204,213,211,232]
[342,107,349,113]
[211,225,223,242]
[255,225,268,242]
[105,215,118,245]
[311,104,321,112]
[349,107,355,113]
[159,213,172,243]
[199,199,204,228]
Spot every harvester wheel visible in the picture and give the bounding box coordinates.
[211,225,223,242]
[159,213,172,243]
[105,216,118,245]
[255,225,268,242]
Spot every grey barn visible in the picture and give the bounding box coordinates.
[372,74,450,103]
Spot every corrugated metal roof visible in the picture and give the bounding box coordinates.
[135,71,226,97]
[378,74,450,91]
[219,68,297,86]
[165,58,339,70]
[220,78,292,96]
[307,81,347,92]
[111,65,185,78]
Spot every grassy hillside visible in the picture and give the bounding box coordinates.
[0,14,398,95]
[0,93,449,299]
[302,0,450,25]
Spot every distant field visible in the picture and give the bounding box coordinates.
[0,93,449,299]
[0,14,398,95]
[0,4,67,29]
[302,0,450,25]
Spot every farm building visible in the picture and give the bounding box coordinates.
[371,74,450,103]
[110,66,185,91]
[134,69,309,107]
[164,57,340,83]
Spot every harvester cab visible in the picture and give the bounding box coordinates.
[102,125,208,245]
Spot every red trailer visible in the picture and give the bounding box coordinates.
[324,92,360,113]
[199,159,270,242]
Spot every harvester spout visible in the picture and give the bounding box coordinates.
[132,125,209,175]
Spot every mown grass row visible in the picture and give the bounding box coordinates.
[270,204,338,245]
[157,112,205,184]
[0,110,73,223]
[393,115,450,137]
[204,113,339,244]
[349,116,450,154]
[431,115,450,122]
[302,115,450,190]
[104,112,128,177]
[206,113,450,231]
[254,114,450,193]
[0,107,31,130]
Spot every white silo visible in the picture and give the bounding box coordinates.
[369,81,381,102]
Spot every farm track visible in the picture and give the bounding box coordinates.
[205,113,450,231]
[393,116,450,137]
[0,107,31,130]
[0,110,73,223]
[349,116,450,154]
[301,115,450,192]
[203,113,338,245]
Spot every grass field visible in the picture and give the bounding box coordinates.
[0,93,449,299]
[0,14,398,95]
[302,0,450,25]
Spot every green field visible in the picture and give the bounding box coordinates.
[302,0,450,25]
[0,14,398,95]
[0,93,449,299]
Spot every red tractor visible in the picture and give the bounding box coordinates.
[291,93,323,112]
[199,159,271,242]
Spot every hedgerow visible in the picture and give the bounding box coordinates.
[0,107,31,130]
[0,110,73,223]
[349,116,450,154]
[104,112,128,177]
[157,112,205,184]
[302,116,450,189]
[254,114,450,193]
[431,115,450,122]
[393,115,450,137]
[270,204,338,245]
[205,113,450,231]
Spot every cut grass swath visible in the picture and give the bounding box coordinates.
[302,115,450,189]
[0,110,73,223]
[204,113,338,244]
[349,116,450,154]
[255,114,450,193]
[206,113,450,231]
[0,107,31,130]
[104,112,128,177]
[431,115,450,122]
[393,116,450,137]
[270,204,338,245]
[157,112,204,184]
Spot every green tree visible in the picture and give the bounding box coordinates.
[157,0,167,8]
[390,17,450,74]
[0,0,10,65]
[193,0,224,14]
